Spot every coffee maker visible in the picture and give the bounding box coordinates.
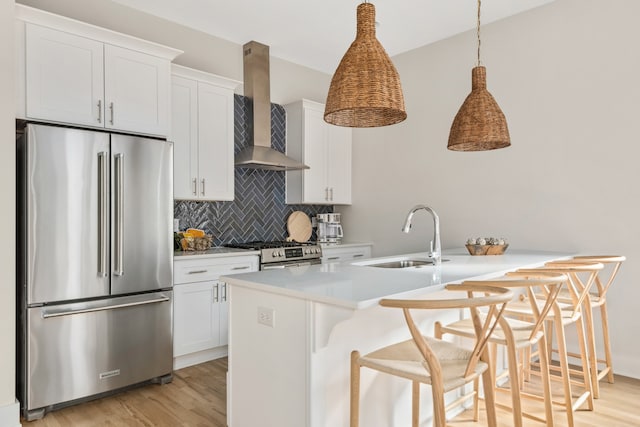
[316,213,343,244]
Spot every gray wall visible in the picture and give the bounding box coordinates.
[338,0,640,377]
[0,0,15,422]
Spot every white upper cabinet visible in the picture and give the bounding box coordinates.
[171,65,240,201]
[285,99,352,205]
[103,44,170,136]
[25,24,104,128]
[16,5,182,137]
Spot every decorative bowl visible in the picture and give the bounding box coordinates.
[465,244,509,256]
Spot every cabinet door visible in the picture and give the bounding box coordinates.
[104,44,169,136]
[171,76,199,199]
[326,126,352,204]
[218,282,230,346]
[25,24,104,127]
[173,282,219,357]
[303,107,329,203]
[197,81,235,201]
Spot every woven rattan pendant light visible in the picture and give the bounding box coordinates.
[448,0,510,151]
[324,2,406,128]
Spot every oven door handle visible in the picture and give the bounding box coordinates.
[262,264,288,270]
[261,260,320,270]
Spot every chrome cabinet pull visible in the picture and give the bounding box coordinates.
[231,266,250,271]
[327,256,340,261]
[330,188,334,201]
[201,178,205,196]
[98,152,108,277]
[221,283,227,302]
[187,269,207,275]
[109,102,114,125]
[325,187,329,201]
[192,178,197,195]
[97,100,102,123]
[114,153,124,276]
[213,283,219,303]
[353,254,364,258]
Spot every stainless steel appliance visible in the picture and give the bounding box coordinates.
[16,123,174,420]
[316,213,344,244]
[225,241,322,269]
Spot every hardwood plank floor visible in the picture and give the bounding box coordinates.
[24,358,640,426]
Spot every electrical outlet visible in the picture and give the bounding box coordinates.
[257,306,275,328]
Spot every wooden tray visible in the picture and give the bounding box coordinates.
[466,244,509,256]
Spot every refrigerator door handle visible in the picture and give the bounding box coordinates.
[98,151,108,277]
[114,153,124,276]
[42,294,170,318]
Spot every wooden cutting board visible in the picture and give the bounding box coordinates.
[287,211,312,243]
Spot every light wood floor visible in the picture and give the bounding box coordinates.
[25,358,640,426]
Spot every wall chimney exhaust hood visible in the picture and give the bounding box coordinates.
[235,41,309,171]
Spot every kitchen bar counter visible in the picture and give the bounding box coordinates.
[222,249,568,309]
[223,249,571,427]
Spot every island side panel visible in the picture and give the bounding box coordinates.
[228,285,310,427]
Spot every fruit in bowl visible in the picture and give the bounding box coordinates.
[465,237,508,255]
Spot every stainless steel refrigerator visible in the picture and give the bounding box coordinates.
[16,123,174,420]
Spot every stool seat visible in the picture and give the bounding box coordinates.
[359,336,488,392]
[439,316,544,349]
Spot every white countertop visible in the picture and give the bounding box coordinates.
[221,248,572,309]
[319,242,373,249]
[173,247,259,260]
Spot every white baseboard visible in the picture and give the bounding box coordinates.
[173,346,228,371]
[0,399,21,427]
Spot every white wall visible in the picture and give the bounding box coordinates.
[0,0,18,424]
[338,0,640,378]
[16,0,331,105]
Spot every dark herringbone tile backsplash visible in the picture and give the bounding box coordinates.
[174,95,332,245]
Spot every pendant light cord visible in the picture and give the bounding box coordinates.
[477,0,482,66]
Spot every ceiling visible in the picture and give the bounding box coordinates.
[111,0,554,74]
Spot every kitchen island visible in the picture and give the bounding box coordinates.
[221,249,570,427]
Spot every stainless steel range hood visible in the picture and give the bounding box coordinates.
[235,41,309,171]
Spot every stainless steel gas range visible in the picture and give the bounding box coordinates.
[226,241,322,270]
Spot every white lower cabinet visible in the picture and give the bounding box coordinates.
[321,243,372,264]
[173,254,258,369]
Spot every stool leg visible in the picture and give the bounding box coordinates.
[505,340,524,427]
[481,347,499,427]
[554,319,575,427]
[574,314,595,410]
[350,351,361,427]
[412,381,420,427]
[582,301,600,398]
[600,302,615,384]
[537,332,555,427]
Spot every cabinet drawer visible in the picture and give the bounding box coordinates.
[174,256,257,284]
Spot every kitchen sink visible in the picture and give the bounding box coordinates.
[363,258,450,269]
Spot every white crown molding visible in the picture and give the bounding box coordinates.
[15,3,183,60]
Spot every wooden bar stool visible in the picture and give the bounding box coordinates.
[435,274,567,427]
[350,284,513,427]
[510,262,603,427]
[550,255,625,398]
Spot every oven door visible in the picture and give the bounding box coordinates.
[261,258,322,270]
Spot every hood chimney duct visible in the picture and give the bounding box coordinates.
[235,41,309,171]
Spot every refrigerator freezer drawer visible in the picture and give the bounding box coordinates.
[25,292,173,412]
